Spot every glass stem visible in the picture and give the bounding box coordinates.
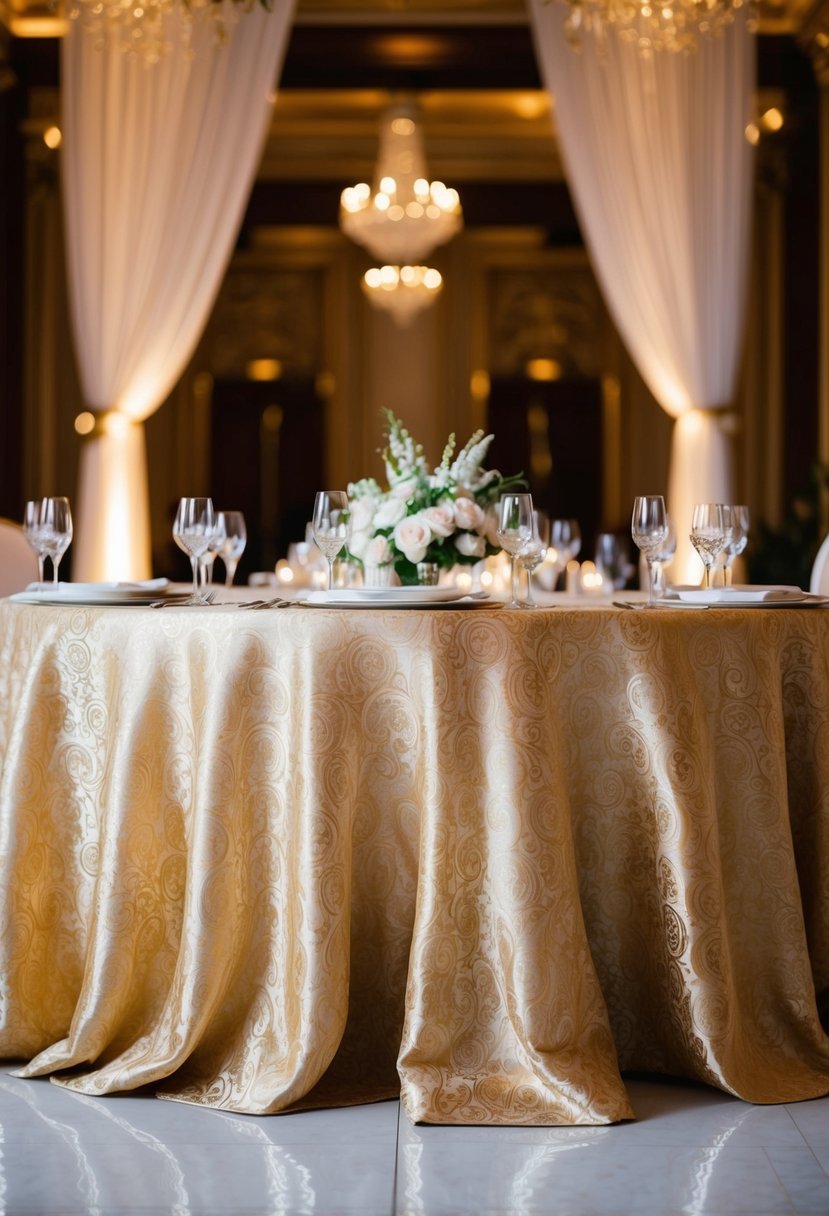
[37,556,44,586]
[327,558,334,591]
[190,556,199,599]
[525,567,536,607]
[646,558,656,607]
[724,561,733,587]
[51,557,59,587]
[511,555,521,607]
[225,559,237,588]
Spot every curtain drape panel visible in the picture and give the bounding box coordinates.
[61,2,295,579]
[527,5,755,580]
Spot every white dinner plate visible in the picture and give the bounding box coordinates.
[662,585,827,608]
[302,589,496,609]
[9,579,185,606]
[305,586,471,606]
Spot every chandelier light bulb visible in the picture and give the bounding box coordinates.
[560,0,751,54]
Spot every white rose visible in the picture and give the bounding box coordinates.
[348,530,371,560]
[350,498,376,534]
[391,476,420,502]
[393,515,432,565]
[455,531,486,559]
[453,498,485,532]
[374,497,408,529]
[422,504,455,538]
[365,534,393,566]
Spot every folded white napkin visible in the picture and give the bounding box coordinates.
[667,584,806,605]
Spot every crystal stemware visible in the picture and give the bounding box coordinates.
[690,502,727,589]
[518,511,549,609]
[312,491,351,591]
[217,510,247,587]
[496,492,534,609]
[547,518,582,590]
[649,513,677,599]
[173,497,215,604]
[631,495,669,607]
[721,505,749,587]
[40,497,73,586]
[23,500,48,586]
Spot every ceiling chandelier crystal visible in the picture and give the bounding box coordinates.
[340,101,463,265]
[66,0,240,63]
[361,265,443,327]
[561,0,750,54]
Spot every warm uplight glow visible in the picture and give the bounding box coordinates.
[247,359,283,382]
[455,570,473,592]
[74,411,96,436]
[43,125,62,150]
[276,561,295,585]
[514,93,549,120]
[761,107,784,132]
[470,370,491,401]
[745,123,760,146]
[526,358,562,382]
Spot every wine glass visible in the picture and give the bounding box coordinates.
[721,505,749,587]
[649,513,677,599]
[23,500,49,586]
[631,495,668,607]
[690,502,727,589]
[312,491,351,590]
[496,492,534,609]
[173,497,215,603]
[547,518,582,590]
[218,511,247,587]
[200,514,226,588]
[40,497,73,585]
[518,512,549,609]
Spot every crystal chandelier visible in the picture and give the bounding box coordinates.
[340,101,463,265]
[66,0,241,63]
[361,266,443,328]
[561,0,750,54]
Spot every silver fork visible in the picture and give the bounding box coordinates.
[150,590,217,608]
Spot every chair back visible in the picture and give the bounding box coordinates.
[0,519,38,597]
[810,533,829,595]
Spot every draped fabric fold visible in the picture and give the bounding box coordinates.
[61,1,295,579]
[527,4,755,580]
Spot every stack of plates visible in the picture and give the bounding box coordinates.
[302,586,493,609]
[9,579,188,606]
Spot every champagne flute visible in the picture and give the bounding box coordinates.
[496,492,534,609]
[690,502,726,589]
[173,497,215,603]
[721,505,749,587]
[23,500,48,586]
[519,512,549,609]
[312,491,351,591]
[631,495,668,607]
[40,497,73,585]
[218,510,247,587]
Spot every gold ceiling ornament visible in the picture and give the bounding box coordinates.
[559,0,753,55]
[65,0,258,63]
[339,100,462,265]
[361,265,443,327]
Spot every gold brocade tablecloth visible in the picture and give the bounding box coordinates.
[0,599,828,1125]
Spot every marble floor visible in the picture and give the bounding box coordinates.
[0,1068,826,1215]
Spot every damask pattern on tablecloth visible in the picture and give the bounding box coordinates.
[0,600,827,1122]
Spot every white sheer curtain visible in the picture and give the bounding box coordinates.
[61,2,295,580]
[528,4,755,581]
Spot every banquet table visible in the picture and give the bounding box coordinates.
[0,594,828,1126]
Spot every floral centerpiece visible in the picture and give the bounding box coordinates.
[347,410,525,586]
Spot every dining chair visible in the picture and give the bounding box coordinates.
[0,518,38,597]
[810,532,829,595]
